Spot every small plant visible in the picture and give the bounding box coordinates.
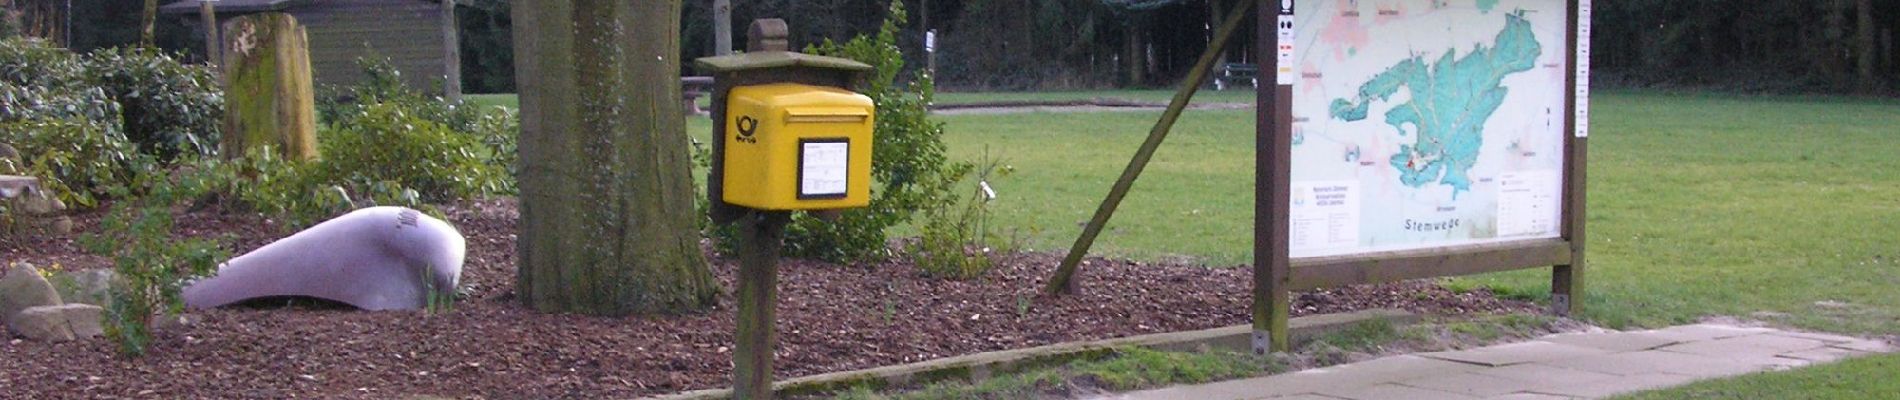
[912,156,1007,279]
[420,263,455,315]
[80,202,226,357]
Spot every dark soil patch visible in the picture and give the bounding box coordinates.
[0,198,1539,399]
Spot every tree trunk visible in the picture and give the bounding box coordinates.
[441,0,462,101]
[713,0,732,55]
[220,13,318,162]
[1855,0,1877,89]
[511,0,717,316]
[1125,18,1145,87]
[141,0,157,48]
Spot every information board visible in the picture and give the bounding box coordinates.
[1288,0,1572,257]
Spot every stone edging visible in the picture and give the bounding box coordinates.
[641,309,1419,400]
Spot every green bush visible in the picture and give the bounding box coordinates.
[314,102,508,202]
[83,47,223,159]
[0,38,219,206]
[203,58,512,227]
[0,118,149,208]
[783,1,968,262]
[912,159,1005,279]
[81,199,227,358]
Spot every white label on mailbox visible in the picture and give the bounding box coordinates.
[800,141,850,197]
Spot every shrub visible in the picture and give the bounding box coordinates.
[913,159,1007,279]
[83,47,223,159]
[0,118,149,208]
[314,102,508,202]
[80,199,227,358]
[0,38,218,206]
[784,1,968,262]
[206,58,511,227]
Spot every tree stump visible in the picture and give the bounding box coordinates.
[220,12,317,161]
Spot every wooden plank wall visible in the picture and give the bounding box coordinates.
[295,0,449,91]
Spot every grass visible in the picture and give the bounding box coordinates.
[937,92,1900,336]
[459,87,1255,114]
[826,347,1274,400]
[935,88,1256,105]
[1611,353,1900,400]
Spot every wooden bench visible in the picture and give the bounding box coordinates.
[1213,63,1259,91]
[682,76,715,115]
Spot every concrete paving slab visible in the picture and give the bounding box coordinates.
[1300,355,1488,383]
[1318,383,1479,400]
[1641,324,1775,342]
[1536,350,1793,378]
[1396,372,1542,397]
[1764,330,1872,345]
[1828,339,1893,353]
[1261,395,1349,400]
[1469,363,1620,387]
[1536,331,1682,352]
[1528,373,1698,398]
[1776,347,1870,363]
[1418,341,1611,367]
[1657,334,1830,359]
[1484,394,1577,400]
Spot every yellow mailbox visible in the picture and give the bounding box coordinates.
[722,83,875,210]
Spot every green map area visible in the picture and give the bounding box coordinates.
[1325,11,1541,196]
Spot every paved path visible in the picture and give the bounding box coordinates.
[1100,323,1893,400]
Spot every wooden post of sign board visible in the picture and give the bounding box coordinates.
[1252,0,1293,354]
[1552,0,1588,317]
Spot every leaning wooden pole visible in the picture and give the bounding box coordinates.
[1044,0,1255,295]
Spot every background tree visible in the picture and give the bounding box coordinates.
[511,0,717,316]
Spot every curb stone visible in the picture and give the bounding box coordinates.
[637,309,1417,400]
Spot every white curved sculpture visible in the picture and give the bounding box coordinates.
[184,207,466,311]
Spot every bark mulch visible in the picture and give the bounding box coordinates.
[0,199,1538,399]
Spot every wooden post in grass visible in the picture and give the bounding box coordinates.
[1552,0,1589,317]
[220,12,317,161]
[1044,0,1254,295]
[1253,0,1292,354]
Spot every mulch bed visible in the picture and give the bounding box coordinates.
[0,199,1537,399]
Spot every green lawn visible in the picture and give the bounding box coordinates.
[935,88,1256,105]
[460,87,1255,113]
[939,92,1900,337]
[1612,353,1900,400]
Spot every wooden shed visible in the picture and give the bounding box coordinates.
[160,0,464,96]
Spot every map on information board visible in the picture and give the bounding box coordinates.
[1289,0,1569,258]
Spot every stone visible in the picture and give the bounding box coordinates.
[7,304,104,341]
[7,306,75,342]
[55,304,104,338]
[184,207,466,311]
[1,262,64,327]
[11,189,65,215]
[51,269,115,307]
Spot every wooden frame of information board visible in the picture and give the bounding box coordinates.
[1251,0,1589,353]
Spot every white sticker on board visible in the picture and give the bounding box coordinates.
[800,141,849,197]
[1497,171,1561,238]
[1290,181,1360,251]
[1277,14,1296,85]
[1575,0,1592,138]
